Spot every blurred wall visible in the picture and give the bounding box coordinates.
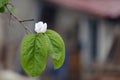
[0,0,40,70]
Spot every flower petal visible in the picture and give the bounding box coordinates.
[40,23,47,33]
[35,21,47,33]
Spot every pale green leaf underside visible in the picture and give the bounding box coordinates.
[20,34,48,77]
[45,29,65,69]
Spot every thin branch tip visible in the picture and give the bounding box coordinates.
[5,5,33,34]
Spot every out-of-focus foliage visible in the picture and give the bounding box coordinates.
[0,7,5,13]
[0,0,8,13]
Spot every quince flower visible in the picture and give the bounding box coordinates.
[35,21,47,33]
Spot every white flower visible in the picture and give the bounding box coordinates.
[35,21,47,33]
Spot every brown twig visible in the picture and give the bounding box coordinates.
[19,19,34,22]
[5,5,33,34]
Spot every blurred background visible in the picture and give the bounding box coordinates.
[1,0,120,80]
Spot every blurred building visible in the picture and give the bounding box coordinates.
[45,0,120,80]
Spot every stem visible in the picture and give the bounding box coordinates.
[5,5,33,34]
[19,19,34,22]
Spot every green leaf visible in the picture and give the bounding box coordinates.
[45,29,65,69]
[0,7,5,13]
[20,33,48,77]
[0,0,8,8]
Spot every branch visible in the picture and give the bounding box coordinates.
[19,19,34,22]
[5,5,34,34]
